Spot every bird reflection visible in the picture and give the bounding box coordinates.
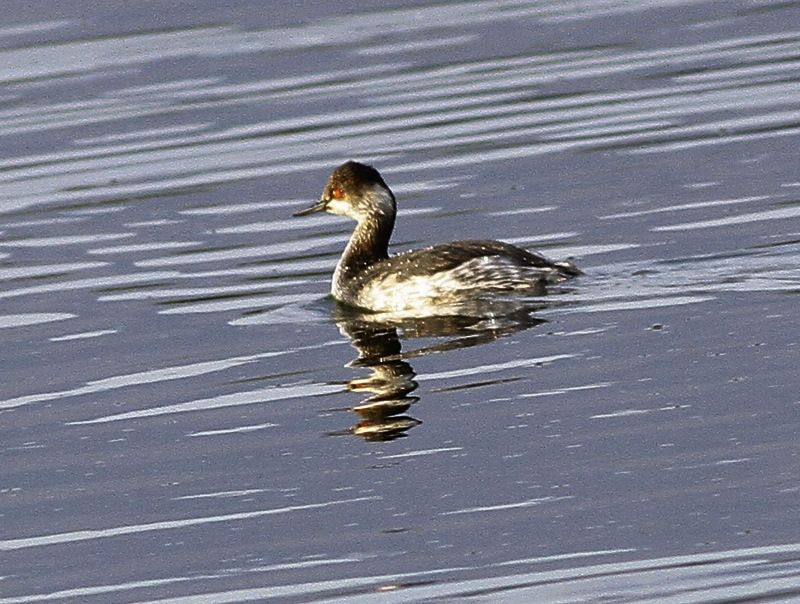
[336,318,420,441]
[333,305,546,441]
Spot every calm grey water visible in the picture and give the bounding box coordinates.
[2,1,800,602]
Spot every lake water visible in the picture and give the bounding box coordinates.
[2,1,800,602]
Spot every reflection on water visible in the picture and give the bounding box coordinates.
[337,316,420,441]
[334,305,546,441]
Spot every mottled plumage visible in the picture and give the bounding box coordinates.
[294,161,580,313]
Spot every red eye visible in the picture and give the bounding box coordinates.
[331,188,344,199]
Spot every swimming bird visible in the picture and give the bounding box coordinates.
[293,161,580,313]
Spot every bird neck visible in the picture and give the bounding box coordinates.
[333,189,396,289]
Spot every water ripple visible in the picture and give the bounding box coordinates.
[0,496,380,552]
[0,312,74,329]
[68,382,340,425]
[0,349,295,410]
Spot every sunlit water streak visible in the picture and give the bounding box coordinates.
[48,329,117,342]
[0,496,381,552]
[0,347,333,410]
[0,313,75,328]
[3,23,800,212]
[68,382,342,425]
[5,543,787,604]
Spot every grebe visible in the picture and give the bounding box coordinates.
[293,161,580,313]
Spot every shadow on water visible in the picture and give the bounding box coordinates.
[328,303,548,441]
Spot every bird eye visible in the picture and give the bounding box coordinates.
[331,188,345,199]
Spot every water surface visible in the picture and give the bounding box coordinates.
[2,1,800,602]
